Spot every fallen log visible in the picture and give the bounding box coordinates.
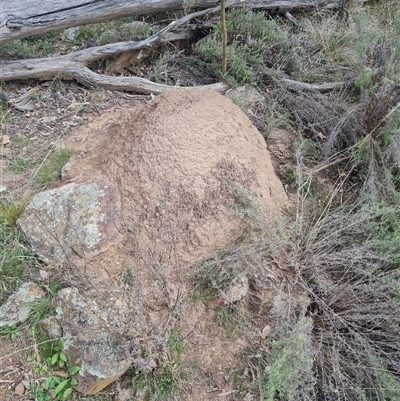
[1,0,342,43]
[0,7,229,94]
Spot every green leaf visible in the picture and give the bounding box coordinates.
[62,387,73,399]
[54,379,69,395]
[59,352,67,362]
[68,366,80,376]
[51,353,58,365]
[70,378,78,386]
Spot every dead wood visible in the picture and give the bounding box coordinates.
[282,91,359,157]
[0,8,228,94]
[1,0,342,43]
[282,78,346,93]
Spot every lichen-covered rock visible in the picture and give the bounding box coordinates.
[17,179,123,264]
[0,282,45,327]
[53,287,134,395]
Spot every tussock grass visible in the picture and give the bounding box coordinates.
[0,200,38,304]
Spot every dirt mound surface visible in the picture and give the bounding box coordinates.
[61,88,286,278]
[15,88,288,396]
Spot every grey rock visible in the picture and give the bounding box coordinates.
[0,282,45,327]
[226,85,266,113]
[53,287,134,395]
[17,178,123,264]
[40,316,62,339]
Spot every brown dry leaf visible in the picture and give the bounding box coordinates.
[14,382,25,396]
[52,371,68,378]
[39,270,49,280]
[260,324,271,342]
[316,132,327,139]
[217,390,237,397]
[2,135,10,146]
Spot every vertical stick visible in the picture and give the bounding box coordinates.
[221,0,227,73]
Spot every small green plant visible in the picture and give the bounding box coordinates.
[189,246,245,302]
[50,339,68,368]
[122,266,134,285]
[192,9,292,86]
[29,298,52,325]
[29,339,80,400]
[263,317,315,401]
[31,365,80,400]
[153,52,167,84]
[0,199,37,304]
[7,156,30,172]
[214,304,246,336]
[71,18,153,48]
[131,329,185,399]
[35,148,72,189]
[167,329,184,356]
[0,31,62,59]
[0,199,28,225]
[132,364,178,400]
[0,323,20,341]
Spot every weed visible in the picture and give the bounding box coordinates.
[122,266,134,286]
[0,31,62,59]
[28,339,80,400]
[262,201,400,400]
[0,322,20,341]
[167,328,184,356]
[29,298,52,325]
[189,246,246,302]
[193,9,292,86]
[72,19,154,48]
[214,304,246,336]
[7,156,30,172]
[132,364,178,400]
[50,339,68,368]
[261,97,292,138]
[35,148,72,189]
[0,200,38,304]
[153,53,167,84]
[131,329,185,399]
[0,99,9,124]
[263,317,315,401]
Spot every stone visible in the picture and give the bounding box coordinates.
[14,382,25,396]
[226,85,266,112]
[17,179,123,264]
[40,316,62,339]
[207,274,249,308]
[0,282,45,328]
[53,287,134,395]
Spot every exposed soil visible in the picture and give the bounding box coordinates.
[0,82,295,401]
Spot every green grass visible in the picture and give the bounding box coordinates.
[214,304,246,336]
[35,148,72,189]
[130,329,185,400]
[192,9,292,86]
[0,201,41,304]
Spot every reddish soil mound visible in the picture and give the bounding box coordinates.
[62,88,287,280]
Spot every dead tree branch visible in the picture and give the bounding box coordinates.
[0,8,229,94]
[1,0,342,43]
